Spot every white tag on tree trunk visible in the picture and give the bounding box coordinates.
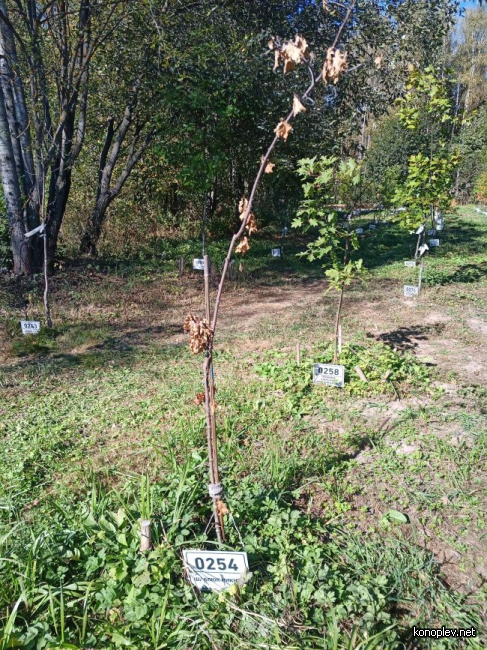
[20,321,41,335]
[183,550,249,592]
[404,260,416,268]
[404,285,419,298]
[271,248,282,257]
[429,239,440,247]
[193,259,204,271]
[416,225,425,235]
[418,244,429,256]
[313,363,345,388]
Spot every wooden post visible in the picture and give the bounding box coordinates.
[140,519,151,552]
[296,342,301,365]
[178,257,185,277]
[338,324,342,355]
[418,258,424,293]
[354,366,368,382]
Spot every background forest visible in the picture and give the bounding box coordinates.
[0,0,485,271]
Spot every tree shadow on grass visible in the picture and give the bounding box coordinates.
[1,322,186,379]
[374,323,445,354]
[424,261,487,286]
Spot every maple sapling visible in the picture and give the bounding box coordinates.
[293,156,364,364]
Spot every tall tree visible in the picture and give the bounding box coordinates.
[0,0,153,272]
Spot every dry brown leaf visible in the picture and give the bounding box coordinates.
[282,42,302,65]
[216,500,229,516]
[184,313,213,354]
[236,236,250,255]
[374,54,383,69]
[293,35,310,60]
[323,0,329,11]
[274,119,292,141]
[283,58,295,74]
[238,196,249,217]
[246,213,258,235]
[239,261,244,273]
[193,392,205,407]
[322,47,348,84]
[273,34,310,73]
[264,160,275,173]
[293,94,306,117]
[273,49,280,71]
[268,37,276,50]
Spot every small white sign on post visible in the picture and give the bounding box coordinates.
[429,239,440,247]
[193,258,205,271]
[355,228,364,235]
[271,248,282,258]
[183,550,249,592]
[404,260,416,268]
[20,321,41,335]
[313,363,345,388]
[404,285,419,298]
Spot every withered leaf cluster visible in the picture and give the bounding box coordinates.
[216,500,229,516]
[274,119,292,141]
[269,34,310,74]
[293,94,306,117]
[184,313,213,354]
[322,47,348,84]
[236,195,258,254]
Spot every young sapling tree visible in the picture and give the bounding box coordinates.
[394,67,458,243]
[183,1,357,543]
[293,156,364,363]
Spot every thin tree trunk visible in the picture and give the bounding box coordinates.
[0,83,31,274]
[333,285,345,364]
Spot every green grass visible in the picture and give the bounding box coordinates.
[0,207,486,648]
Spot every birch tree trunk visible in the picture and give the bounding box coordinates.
[0,83,31,274]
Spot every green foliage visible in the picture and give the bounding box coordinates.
[393,151,458,231]
[293,156,363,292]
[255,342,431,406]
[397,66,454,131]
[393,67,458,231]
[0,452,481,649]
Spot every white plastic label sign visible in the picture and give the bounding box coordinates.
[20,321,41,335]
[313,363,345,388]
[369,224,376,229]
[404,285,419,298]
[183,550,249,591]
[436,224,443,231]
[429,239,440,247]
[271,248,281,257]
[193,259,204,271]
[404,260,416,268]
[355,228,364,235]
